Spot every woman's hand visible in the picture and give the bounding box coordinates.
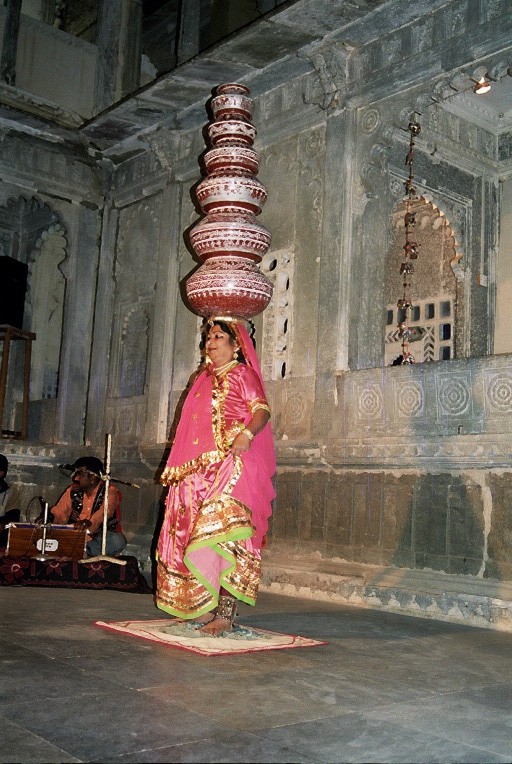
[230,410,270,457]
[230,431,252,457]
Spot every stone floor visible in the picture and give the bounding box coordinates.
[1,584,512,763]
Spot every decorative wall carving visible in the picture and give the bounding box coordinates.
[394,380,424,418]
[411,17,433,52]
[108,198,161,439]
[144,130,175,173]
[360,141,391,199]
[115,199,161,285]
[303,42,351,112]
[361,108,381,135]
[261,248,293,380]
[483,370,512,416]
[105,397,145,445]
[354,380,384,421]
[0,231,11,253]
[337,354,512,446]
[118,304,150,398]
[437,373,472,418]
[285,392,307,426]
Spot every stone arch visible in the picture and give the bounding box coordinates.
[385,196,461,365]
[118,303,150,398]
[27,228,67,399]
[0,196,67,399]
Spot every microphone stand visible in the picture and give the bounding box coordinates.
[80,433,127,566]
[110,477,140,488]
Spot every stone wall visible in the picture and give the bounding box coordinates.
[2,0,512,629]
[272,354,512,576]
[0,7,97,117]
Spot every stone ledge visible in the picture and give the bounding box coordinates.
[260,552,512,632]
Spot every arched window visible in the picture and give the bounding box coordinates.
[0,197,66,400]
[385,198,460,365]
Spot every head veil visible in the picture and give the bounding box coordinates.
[207,317,264,386]
[207,316,275,466]
[165,316,275,463]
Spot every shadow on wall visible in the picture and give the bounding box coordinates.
[270,465,494,579]
[390,472,485,577]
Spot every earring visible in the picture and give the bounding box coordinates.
[233,347,240,360]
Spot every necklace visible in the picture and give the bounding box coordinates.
[213,359,238,377]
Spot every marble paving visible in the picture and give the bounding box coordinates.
[1,584,511,763]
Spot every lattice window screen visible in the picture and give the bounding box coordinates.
[385,296,454,365]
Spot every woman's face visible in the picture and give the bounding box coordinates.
[206,324,236,368]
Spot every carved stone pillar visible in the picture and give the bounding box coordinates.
[0,0,22,85]
[86,203,119,447]
[176,0,200,65]
[94,0,143,113]
[143,183,183,445]
[56,204,100,445]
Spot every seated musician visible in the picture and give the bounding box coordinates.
[50,457,127,558]
[0,453,21,549]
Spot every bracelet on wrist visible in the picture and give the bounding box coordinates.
[242,428,254,442]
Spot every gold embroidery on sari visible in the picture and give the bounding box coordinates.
[160,450,222,485]
[248,399,271,416]
[220,541,261,601]
[190,492,251,547]
[211,373,233,454]
[156,559,215,615]
[155,539,260,613]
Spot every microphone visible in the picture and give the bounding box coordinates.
[33,495,52,525]
[58,464,75,471]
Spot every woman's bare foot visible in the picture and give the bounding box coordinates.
[193,612,216,624]
[174,612,215,625]
[198,616,232,636]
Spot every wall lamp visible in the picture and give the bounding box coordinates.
[471,76,492,95]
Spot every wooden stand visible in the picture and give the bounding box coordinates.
[80,433,127,567]
[0,324,36,439]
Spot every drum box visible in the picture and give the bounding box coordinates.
[5,523,88,560]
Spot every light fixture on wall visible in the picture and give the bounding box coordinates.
[430,70,495,106]
[396,118,421,365]
[472,76,492,95]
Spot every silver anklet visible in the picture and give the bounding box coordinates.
[216,594,237,622]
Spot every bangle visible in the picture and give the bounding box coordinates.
[242,428,254,442]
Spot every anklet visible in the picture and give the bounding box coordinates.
[216,594,237,622]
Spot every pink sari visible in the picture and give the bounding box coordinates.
[156,324,276,619]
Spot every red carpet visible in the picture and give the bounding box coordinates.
[0,554,151,593]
